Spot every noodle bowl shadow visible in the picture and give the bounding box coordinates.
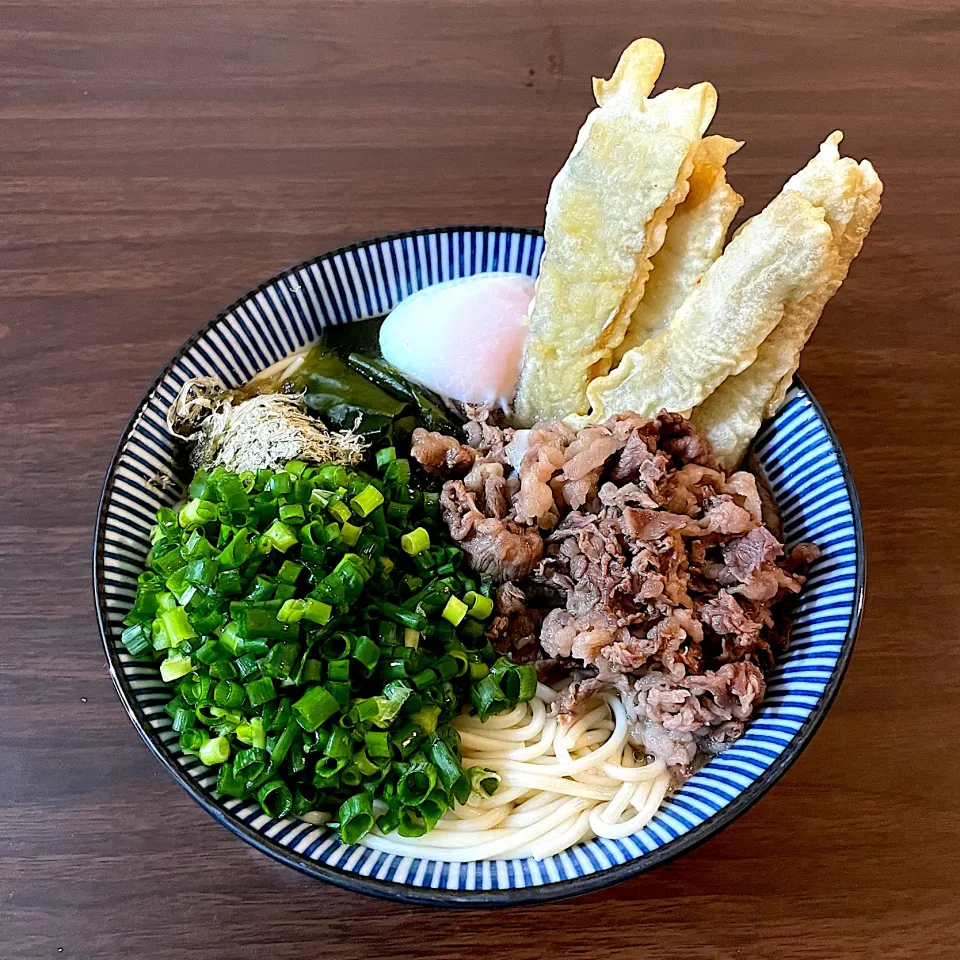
[94,226,864,906]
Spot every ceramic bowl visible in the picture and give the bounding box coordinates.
[94,227,864,905]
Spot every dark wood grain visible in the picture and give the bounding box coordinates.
[2,1,959,957]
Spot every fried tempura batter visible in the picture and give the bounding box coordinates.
[513,38,717,426]
[691,133,882,467]
[614,135,743,362]
[583,190,839,423]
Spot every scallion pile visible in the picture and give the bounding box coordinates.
[123,454,536,842]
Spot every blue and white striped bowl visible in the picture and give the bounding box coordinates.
[94,227,864,905]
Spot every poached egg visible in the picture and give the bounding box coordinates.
[379,272,534,409]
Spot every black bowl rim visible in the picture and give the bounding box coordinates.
[93,224,865,908]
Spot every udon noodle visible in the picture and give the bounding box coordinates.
[359,684,670,861]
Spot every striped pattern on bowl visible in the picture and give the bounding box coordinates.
[95,227,863,905]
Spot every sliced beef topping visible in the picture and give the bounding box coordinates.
[440,481,542,582]
[699,590,764,640]
[620,661,766,769]
[460,516,543,583]
[722,526,782,580]
[411,427,476,474]
[462,407,515,461]
[512,421,574,526]
[623,507,698,540]
[599,481,658,511]
[785,541,822,571]
[463,461,511,520]
[608,430,657,485]
[439,479,483,541]
[699,496,757,536]
[553,677,611,718]
[425,409,816,775]
[656,411,719,469]
[496,582,527,617]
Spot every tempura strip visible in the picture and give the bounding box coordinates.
[583,190,838,423]
[514,38,717,425]
[691,133,882,467]
[614,135,743,362]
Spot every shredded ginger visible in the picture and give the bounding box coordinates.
[167,376,367,473]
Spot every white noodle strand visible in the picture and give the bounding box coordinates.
[359,690,672,862]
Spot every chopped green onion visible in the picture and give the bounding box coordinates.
[351,635,380,673]
[471,673,505,721]
[324,725,353,762]
[216,569,243,595]
[429,736,463,792]
[244,677,276,707]
[199,735,230,766]
[292,686,340,731]
[397,761,436,806]
[376,601,427,631]
[400,527,430,556]
[260,641,298,680]
[257,779,293,819]
[160,655,193,682]
[327,659,350,681]
[340,521,362,546]
[302,598,332,625]
[131,456,539,839]
[279,503,305,524]
[213,680,245,708]
[239,607,290,640]
[261,520,298,553]
[327,498,352,524]
[274,582,296,601]
[216,474,250,513]
[277,560,302,584]
[216,762,248,799]
[412,704,441,734]
[234,653,259,678]
[179,728,206,754]
[184,557,219,587]
[322,633,352,660]
[387,501,413,525]
[235,717,266,749]
[442,596,469,626]
[468,766,501,797]
[352,748,379,778]
[316,464,348,488]
[217,529,253,569]
[350,484,385,517]
[365,731,391,758]
[179,498,218,529]
[436,654,459,683]
[375,447,397,469]
[463,591,494,620]
[301,658,323,684]
[121,623,151,658]
[383,458,411,487]
[268,718,299,764]
[491,657,538,703]
[338,793,375,843]
[160,606,197,647]
[371,680,411,728]
[277,598,306,623]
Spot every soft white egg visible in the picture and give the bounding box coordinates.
[379,272,534,409]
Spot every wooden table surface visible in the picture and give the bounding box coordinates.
[3,1,959,957]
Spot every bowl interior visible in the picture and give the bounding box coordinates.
[95,227,863,905]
